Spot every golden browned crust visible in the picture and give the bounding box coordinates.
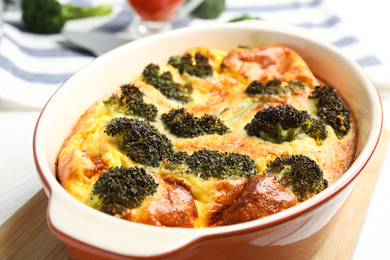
[211,175,298,226]
[206,179,247,226]
[122,174,198,228]
[221,45,319,87]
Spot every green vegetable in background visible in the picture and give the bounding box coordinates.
[229,14,262,23]
[21,0,112,34]
[192,0,226,19]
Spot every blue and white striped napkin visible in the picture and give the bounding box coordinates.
[0,0,388,109]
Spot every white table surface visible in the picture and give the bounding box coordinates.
[1,0,390,259]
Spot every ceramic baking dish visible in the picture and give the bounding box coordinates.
[33,21,383,260]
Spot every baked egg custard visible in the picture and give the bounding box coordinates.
[57,45,357,228]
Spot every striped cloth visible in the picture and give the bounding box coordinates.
[0,0,388,109]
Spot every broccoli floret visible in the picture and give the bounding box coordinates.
[198,114,230,135]
[264,155,328,202]
[301,118,328,142]
[168,151,189,166]
[103,84,158,121]
[164,148,258,180]
[142,63,193,103]
[185,149,258,180]
[245,79,308,95]
[310,85,351,139]
[88,166,159,216]
[161,108,202,138]
[105,117,175,167]
[21,0,112,34]
[244,105,328,144]
[192,0,226,19]
[168,52,213,78]
[245,105,308,143]
[161,108,229,138]
[164,149,257,180]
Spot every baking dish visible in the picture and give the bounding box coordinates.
[33,21,383,259]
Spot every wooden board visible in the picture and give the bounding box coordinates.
[1,129,388,260]
[309,128,389,259]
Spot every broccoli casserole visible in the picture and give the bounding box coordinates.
[57,45,357,228]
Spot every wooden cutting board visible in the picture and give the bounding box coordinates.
[1,129,388,260]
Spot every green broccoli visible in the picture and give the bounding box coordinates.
[21,0,112,34]
[142,63,193,103]
[105,117,175,168]
[229,14,262,23]
[244,105,328,144]
[245,79,308,95]
[165,149,258,180]
[87,166,159,216]
[168,151,190,166]
[309,85,351,139]
[192,0,226,19]
[168,52,213,78]
[301,118,328,143]
[103,84,158,121]
[161,108,229,138]
[199,114,230,135]
[187,149,258,180]
[264,155,328,202]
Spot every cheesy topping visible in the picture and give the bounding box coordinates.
[57,45,357,228]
